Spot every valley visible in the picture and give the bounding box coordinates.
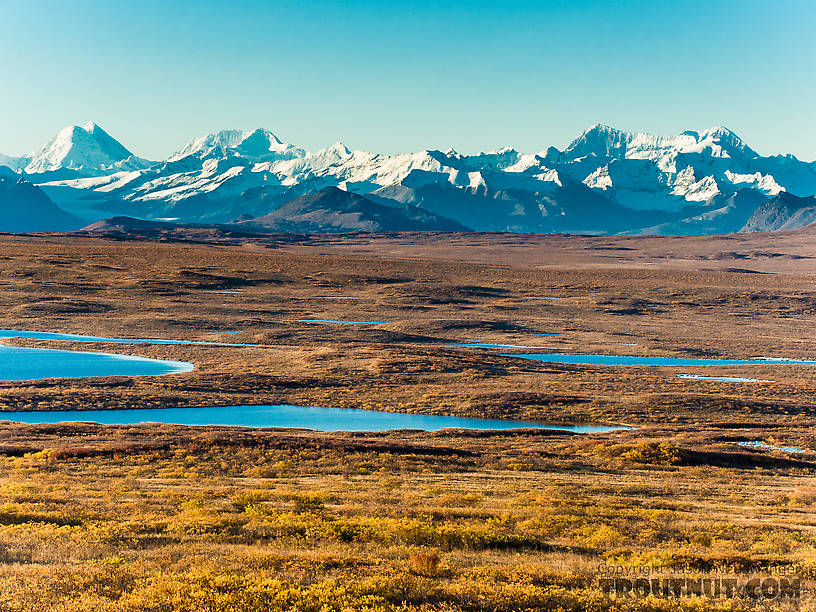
[0,231,812,609]
[4,1,813,609]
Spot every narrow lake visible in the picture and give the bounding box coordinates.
[501,353,816,366]
[677,374,774,383]
[0,329,259,347]
[737,441,806,454]
[434,343,554,349]
[297,319,390,325]
[0,404,627,433]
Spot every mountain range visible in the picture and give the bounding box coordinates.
[1,122,815,235]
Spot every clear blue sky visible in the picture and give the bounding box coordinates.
[1,0,814,161]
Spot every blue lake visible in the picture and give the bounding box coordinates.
[298,319,390,325]
[0,344,192,381]
[0,329,260,348]
[501,353,816,366]
[435,343,556,349]
[0,404,627,432]
[677,374,774,383]
[737,441,806,454]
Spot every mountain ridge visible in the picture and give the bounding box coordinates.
[740,192,816,232]
[4,122,816,235]
[238,186,470,233]
[0,169,84,232]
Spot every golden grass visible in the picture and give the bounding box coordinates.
[0,234,811,608]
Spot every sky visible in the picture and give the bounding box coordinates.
[1,0,814,161]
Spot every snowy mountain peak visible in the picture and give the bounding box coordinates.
[169,128,301,162]
[702,125,739,140]
[294,142,354,172]
[560,124,762,175]
[565,124,631,158]
[698,125,754,155]
[324,141,352,157]
[584,123,620,136]
[23,123,139,175]
[9,121,816,236]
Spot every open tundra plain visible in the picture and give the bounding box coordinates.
[0,229,815,610]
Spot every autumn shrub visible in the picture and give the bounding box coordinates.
[408,548,442,576]
[617,443,685,466]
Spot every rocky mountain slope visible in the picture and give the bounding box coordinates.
[0,167,83,232]
[740,192,816,232]
[238,186,470,233]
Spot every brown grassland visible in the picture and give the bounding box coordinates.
[0,229,814,610]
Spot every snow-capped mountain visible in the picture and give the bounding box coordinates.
[20,122,152,177]
[553,124,814,211]
[3,122,816,234]
[169,128,305,163]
